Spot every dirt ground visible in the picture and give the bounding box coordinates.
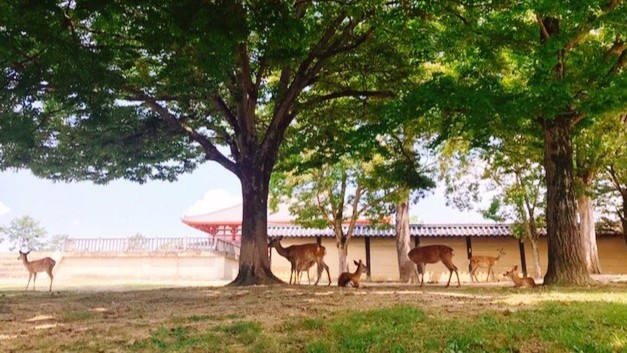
[1,280,626,352]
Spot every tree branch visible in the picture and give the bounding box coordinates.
[132,91,240,176]
[210,95,239,132]
[299,90,395,109]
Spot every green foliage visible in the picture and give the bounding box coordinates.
[0,215,48,250]
[0,215,68,251]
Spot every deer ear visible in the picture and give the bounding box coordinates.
[354,260,359,266]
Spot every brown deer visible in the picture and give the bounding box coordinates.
[338,259,368,287]
[408,245,460,287]
[469,248,506,283]
[17,250,56,292]
[503,265,536,288]
[268,237,331,285]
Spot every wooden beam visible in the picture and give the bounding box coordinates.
[365,237,372,280]
[518,239,528,277]
[466,237,473,273]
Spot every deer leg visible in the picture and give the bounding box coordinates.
[454,267,461,287]
[417,264,425,287]
[48,272,54,292]
[470,265,478,283]
[323,262,331,286]
[444,262,460,287]
[26,273,33,291]
[289,263,295,284]
[33,273,37,291]
[314,262,322,285]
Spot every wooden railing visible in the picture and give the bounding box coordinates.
[62,237,240,258]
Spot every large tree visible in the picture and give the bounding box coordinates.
[1,1,413,285]
[406,1,626,285]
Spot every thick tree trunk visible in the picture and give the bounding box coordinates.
[395,197,417,283]
[577,194,602,274]
[229,168,283,286]
[542,117,592,285]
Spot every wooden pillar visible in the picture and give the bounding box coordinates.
[518,239,528,277]
[466,237,473,273]
[316,236,322,246]
[365,237,372,280]
[414,236,420,248]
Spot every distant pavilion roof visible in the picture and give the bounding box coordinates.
[181,203,379,239]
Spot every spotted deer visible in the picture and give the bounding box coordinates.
[470,248,506,282]
[503,265,536,288]
[408,245,461,287]
[268,237,331,285]
[338,259,368,288]
[18,250,56,292]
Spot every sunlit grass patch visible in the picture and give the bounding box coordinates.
[62,310,94,322]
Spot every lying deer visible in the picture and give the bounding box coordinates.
[338,259,368,288]
[470,248,505,282]
[18,250,56,292]
[408,245,460,287]
[503,265,536,288]
[268,237,331,285]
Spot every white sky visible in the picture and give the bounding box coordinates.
[0,162,488,250]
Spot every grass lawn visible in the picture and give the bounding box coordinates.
[1,283,626,353]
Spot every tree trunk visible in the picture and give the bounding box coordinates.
[337,237,349,274]
[523,220,543,279]
[229,166,283,286]
[395,196,417,283]
[542,117,592,285]
[527,238,541,279]
[577,194,602,274]
[621,191,627,248]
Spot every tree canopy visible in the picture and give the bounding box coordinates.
[1,0,424,285]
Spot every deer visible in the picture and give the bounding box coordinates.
[338,259,368,287]
[17,250,56,292]
[503,265,536,288]
[407,245,460,287]
[268,236,331,285]
[469,248,506,283]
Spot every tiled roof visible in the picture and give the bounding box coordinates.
[268,223,517,238]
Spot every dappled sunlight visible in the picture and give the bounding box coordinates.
[500,291,627,305]
[24,314,55,322]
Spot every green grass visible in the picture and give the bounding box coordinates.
[127,301,627,353]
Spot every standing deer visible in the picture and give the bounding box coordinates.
[469,248,506,282]
[17,250,56,292]
[503,265,536,288]
[338,259,368,287]
[268,237,331,285]
[408,245,460,287]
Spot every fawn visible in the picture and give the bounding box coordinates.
[503,265,536,288]
[18,250,56,292]
[338,259,368,288]
[268,237,331,285]
[470,248,506,282]
[408,245,460,287]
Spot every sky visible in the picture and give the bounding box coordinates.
[0,162,488,250]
